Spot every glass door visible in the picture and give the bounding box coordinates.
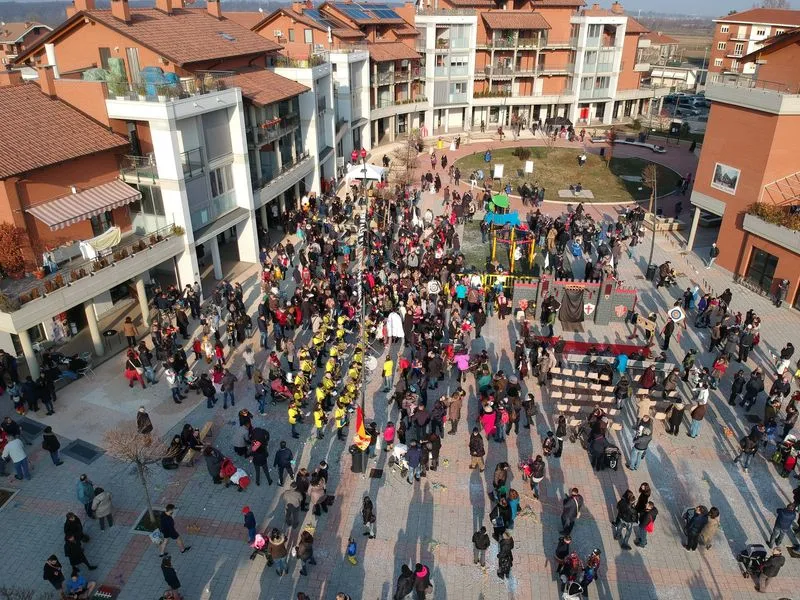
[745,248,778,293]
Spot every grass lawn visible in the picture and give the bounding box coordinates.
[454,147,682,203]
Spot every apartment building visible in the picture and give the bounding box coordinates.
[687,30,800,309]
[639,31,679,65]
[709,8,800,77]
[0,21,52,65]
[0,0,327,369]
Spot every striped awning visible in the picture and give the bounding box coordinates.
[26,180,142,231]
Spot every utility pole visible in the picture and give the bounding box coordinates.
[695,46,709,94]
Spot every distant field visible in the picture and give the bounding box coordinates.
[665,32,714,61]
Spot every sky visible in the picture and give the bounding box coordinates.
[611,0,791,17]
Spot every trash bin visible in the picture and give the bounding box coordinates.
[646,264,657,281]
[350,445,367,474]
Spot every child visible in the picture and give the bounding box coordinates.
[7,381,23,415]
[346,537,358,565]
[192,338,202,361]
[383,421,396,452]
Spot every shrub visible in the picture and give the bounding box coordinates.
[747,202,800,232]
[0,224,26,277]
[631,118,642,131]
[512,147,532,161]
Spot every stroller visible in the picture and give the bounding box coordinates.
[562,581,584,600]
[388,443,409,478]
[737,543,767,579]
[772,433,798,477]
[603,445,621,471]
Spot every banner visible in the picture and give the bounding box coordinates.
[353,406,371,451]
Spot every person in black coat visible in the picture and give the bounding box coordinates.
[560,488,584,535]
[497,532,514,579]
[161,555,181,590]
[203,446,224,484]
[490,497,512,541]
[756,547,785,592]
[64,512,90,543]
[250,427,273,486]
[361,496,376,538]
[393,564,414,600]
[43,555,65,590]
[64,535,96,570]
[413,563,432,600]
[273,441,294,486]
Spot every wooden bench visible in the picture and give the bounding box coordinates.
[181,420,214,467]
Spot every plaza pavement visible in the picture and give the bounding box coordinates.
[0,136,799,600]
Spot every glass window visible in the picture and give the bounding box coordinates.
[717,42,726,50]
[588,24,602,38]
[288,29,295,42]
[304,29,313,44]
[714,58,723,67]
[720,25,729,33]
[746,248,778,294]
[99,47,111,70]
[756,29,766,36]
[734,42,744,55]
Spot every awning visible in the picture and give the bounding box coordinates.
[26,180,141,231]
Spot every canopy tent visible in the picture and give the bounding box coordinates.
[545,116,573,128]
[491,194,509,208]
[484,212,521,227]
[345,163,385,182]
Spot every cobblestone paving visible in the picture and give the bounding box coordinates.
[1,137,799,600]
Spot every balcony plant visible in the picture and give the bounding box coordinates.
[18,293,30,305]
[0,291,19,312]
[747,202,800,232]
[134,82,147,101]
[34,267,45,280]
[53,274,64,288]
[0,223,26,279]
[42,281,53,294]
[108,79,128,100]
[171,225,185,236]
[156,85,169,102]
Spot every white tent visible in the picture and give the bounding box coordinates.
[346,163,385,184]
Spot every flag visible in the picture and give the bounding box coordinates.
[353,406,370,451]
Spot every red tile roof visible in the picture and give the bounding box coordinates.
[642,31,679,45]
[366,41,420,62]
[0,83,127,179]
[532,0,585,6]
[482,11,551,31]
[0,22,50,44]
[257,8,364,41]
[625,18,648,34]
[392,24,419,37]
[17,8,281,67]
[222,69,309,106]
[225,11,268,30]
[447,0,498,8]
[714,8,800,27]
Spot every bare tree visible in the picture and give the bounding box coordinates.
[756,0,790,8]
[0,588,54,600]
[104,423,176,526]
[389,131,421,188]
[605,127,619,169]
[541,128,557,156]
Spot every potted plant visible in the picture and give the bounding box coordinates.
[171,224,185,236]
[34,267,45,280]
[157,85,169,102]
[109,80,128,100]
[0,292,19,312]
[134,82,147,101]
[18,293,30,305]
[54,274,64,288]
[36,284,47,297]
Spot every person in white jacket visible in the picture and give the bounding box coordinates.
[2,436,30,480]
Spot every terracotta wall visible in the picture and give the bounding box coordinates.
[256,14,330,58]
[708,23,733,74]
[617,32,641,90]
[53,78,110,126]
[755,43,800,91]
[541,75,569,94]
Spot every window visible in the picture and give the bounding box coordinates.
[304,29,313,44]
[776,29,785,36]
[734,43,744,55]
[90,211,114,236]
[288,29,295,42]
[588,24,602,38]
[731,60,739,71]
[720,25,729,33]
[99,47,111,70]
[209,164,233,198]
[717,42,726,51]
[714,58,723,67]
[756,28,766,36]
[746,248,778,294]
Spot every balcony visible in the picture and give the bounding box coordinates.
[119,154,158,184]
[370,97,428,119]
[105,72,228,103]
[251,151,314,191]
[743,212,800,254]
[417,8,476,15]
[579,87,611,100]
[542,38,577,49]
[486,65,514,79]
[540,63,574,75]
[706,73,800,115]
[0,224,184,332]
[180,148,204,179]
[248,115,300,147]
[634,62,650,72]
[373,71,394,86]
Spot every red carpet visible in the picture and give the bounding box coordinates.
[534,336,652,358]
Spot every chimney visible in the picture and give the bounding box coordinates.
[111,0,132,22]
[207,0,222,19]
[0,67,24,88]
[610,1,624,14]
[591,2,600,9]
[155,0,174,15]
[292,1,306,13]
[37,64,57,98]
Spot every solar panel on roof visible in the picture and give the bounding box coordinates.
[371,8,400,18]
[340,5,371,19]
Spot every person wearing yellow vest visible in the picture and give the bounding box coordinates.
[382,357,394,392]
[335,402,348,440]
[313,404,326,440]
[288,402,301,439]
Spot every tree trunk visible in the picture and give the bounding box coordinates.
[137,461,156,526]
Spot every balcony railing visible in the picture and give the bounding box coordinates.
[579,87,611,99]
[486,65,514,78]
[105,72,229,102]
[119,154,158,183]
[251,151,311,190]
[272,54,328,68]
[180,148,204,179]
[540,63,574,74]
[249,115,300,147]
[373,96,427,109]
[708,73,800,94]
[542,38,577,49]
[417,8,476,15]
[4,223,180,310]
